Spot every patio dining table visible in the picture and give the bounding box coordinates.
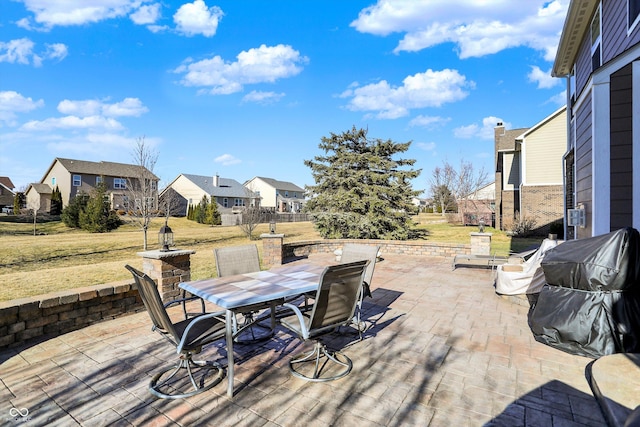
[179,262,326,397]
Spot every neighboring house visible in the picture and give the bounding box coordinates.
[494,106,567,234]
[162,174,259,216]
[0,176,15,209]
[244,176,305,213]
[29,157,159,213]
[553,0,640,239]
[458,182,496,226]
[25,183,53,213]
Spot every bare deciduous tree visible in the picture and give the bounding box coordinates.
[126,136,159,250]
[429,159,490,223]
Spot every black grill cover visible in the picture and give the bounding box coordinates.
[528,227,640,358]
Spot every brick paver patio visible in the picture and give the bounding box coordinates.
[0,254,606,426]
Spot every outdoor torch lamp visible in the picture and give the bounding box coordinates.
[269,220,276,234]
[158,224,174,252]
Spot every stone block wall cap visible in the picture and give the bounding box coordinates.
[136,249,196,259]
[260,233,285,238]
[470,232,492,236]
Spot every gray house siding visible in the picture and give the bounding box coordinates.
[603,0,640,64]
[576,23,594,97]
[575,92,593,239]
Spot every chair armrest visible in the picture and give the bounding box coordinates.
[281,303,310,340]
[176,310,227,353]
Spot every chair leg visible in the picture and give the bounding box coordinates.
[289,341,353,382]
[149,353,224,399]
[233,305,278,344]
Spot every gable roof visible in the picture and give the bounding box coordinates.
[248,176,304,192]
[0,177,15,189]
[182,174,258,198]
[43,158,158,181]
[0,181,15,195]
[27,183,53,195]
[552,0,599,77]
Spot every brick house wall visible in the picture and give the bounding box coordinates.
[521,184,564,234]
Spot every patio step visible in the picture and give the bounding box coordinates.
[587,353,640,426]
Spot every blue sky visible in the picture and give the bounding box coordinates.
[0,0,568,195]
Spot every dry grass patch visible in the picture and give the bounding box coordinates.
[0,213,541,301]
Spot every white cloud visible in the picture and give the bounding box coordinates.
[20,97,148,131]
[454,116,508,140]
[101,98,149,117]
[340,69,473,119]
[57,98,148,118]
[19,0,141,28]
[174,0,223,37]
[44,43,68,61]
[0,38,34,64]
[528,65,559,89]
[174,44,308,95]
[214,154,241,165]
[242,91,285,104]
[0,38,68,66]
[21,116,124,132]
[409,115,450,128]
[351,0,568,61]
[130,3,161,25]
[547,90,567,106]
[0,91,45,125]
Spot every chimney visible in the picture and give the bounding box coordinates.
[213,174,219,187]
[494,122,505,139]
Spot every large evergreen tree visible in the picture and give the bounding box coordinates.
[304,126,421,239]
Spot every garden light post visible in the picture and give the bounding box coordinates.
[158,223,174,252]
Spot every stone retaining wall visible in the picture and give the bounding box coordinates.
[284,239,469,259]
[0,280,142,350]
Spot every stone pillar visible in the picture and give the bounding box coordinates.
[470,232,492,256]
[261,233,284,268]
[137,249,195,302]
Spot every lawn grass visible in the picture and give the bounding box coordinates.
[0,213,543,301]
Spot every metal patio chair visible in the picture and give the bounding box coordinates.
[125,265,226,399]
[279,260,369,382]
[214,244,279,343]
[339,243,380,338]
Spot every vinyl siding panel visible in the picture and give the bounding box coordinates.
[602,0,640,64]
[170,175,208,208]
[575,91,594,238]
[523,109,567,184]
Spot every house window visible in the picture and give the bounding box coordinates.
[51,177,56,186]
[285,191,289,197]
[114,178,126,189]
[96,176,103,185]
[630,0,640,32]
[293,192,297,198]
[223,198,228,208]
[591,4,602,71]
[123,196,129,209]
[234,198,245,207]
[73,175,81,186]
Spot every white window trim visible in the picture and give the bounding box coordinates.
[73,174,81,186]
